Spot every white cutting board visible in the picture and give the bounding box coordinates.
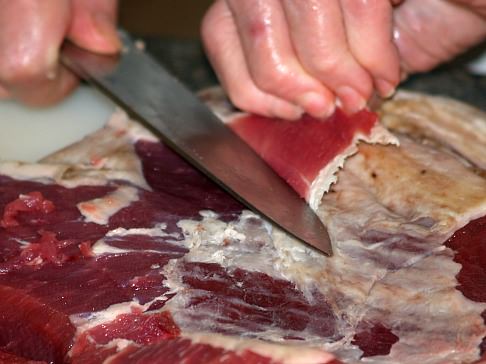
[0,86,115,162]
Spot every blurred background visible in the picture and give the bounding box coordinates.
[119,0,214,39]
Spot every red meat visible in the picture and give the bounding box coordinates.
[228,109,377,201]
[0,139,483,363]
[1,192,54,228]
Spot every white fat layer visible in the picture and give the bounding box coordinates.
[307,145,351,211]
[108,338,133,352]
[184,332,336,364]
[70,301,146,333]
[0,162,70,184]
[92,224,180,256]
[42,109,154,189]
[175,210,287,278]
[105,224,179,239]
[106,108,157,143]
[77,185,139,225]
[0,110,155,189]
[0,160,148,189]
[91,239,134,255]
[91,239,180,256]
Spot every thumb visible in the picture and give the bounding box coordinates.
[67,0,120,54]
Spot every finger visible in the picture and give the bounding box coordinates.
[202,0,305,120]
[281,0,374,114]
[340,0,400,98]
[68,0,121,54]
[13,67,79,105]
[225,0,336,118]
[393,0,486,73]
[0,0,79,106]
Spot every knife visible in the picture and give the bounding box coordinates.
[60,31,332,256]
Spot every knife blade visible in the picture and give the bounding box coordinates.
[60,31,332,256]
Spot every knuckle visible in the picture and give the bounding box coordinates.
[307,57,341,80]
[252,66,293,95]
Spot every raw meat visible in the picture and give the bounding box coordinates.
[0,350,45,364]
[0,285,75,363]
[199,87,397,210]
[230,110,395,210]
[0,91,485,364]
[1,191,54,228]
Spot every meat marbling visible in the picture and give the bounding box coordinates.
[0,90,485,364]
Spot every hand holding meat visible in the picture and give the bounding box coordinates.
[0,0,120,106]
[202,0,486,120]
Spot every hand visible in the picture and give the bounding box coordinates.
[0,0,120,106]
[394,0,486,75]
[202,0,486,120]
[202,0,401,120]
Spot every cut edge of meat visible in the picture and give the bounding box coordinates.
[308,123,398,210]
[198,86,399,211]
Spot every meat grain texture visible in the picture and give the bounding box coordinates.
[0,90,485,364]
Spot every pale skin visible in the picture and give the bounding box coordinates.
[0,0,120,105]
[202,0,486,119]
[0,0,485,117]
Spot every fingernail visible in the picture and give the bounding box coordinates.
[375,78,396,98]
[92,13,122,51]
[336,86,366,114]
[297,92,334,118]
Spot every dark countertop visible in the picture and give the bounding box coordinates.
[142,37,486,111]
